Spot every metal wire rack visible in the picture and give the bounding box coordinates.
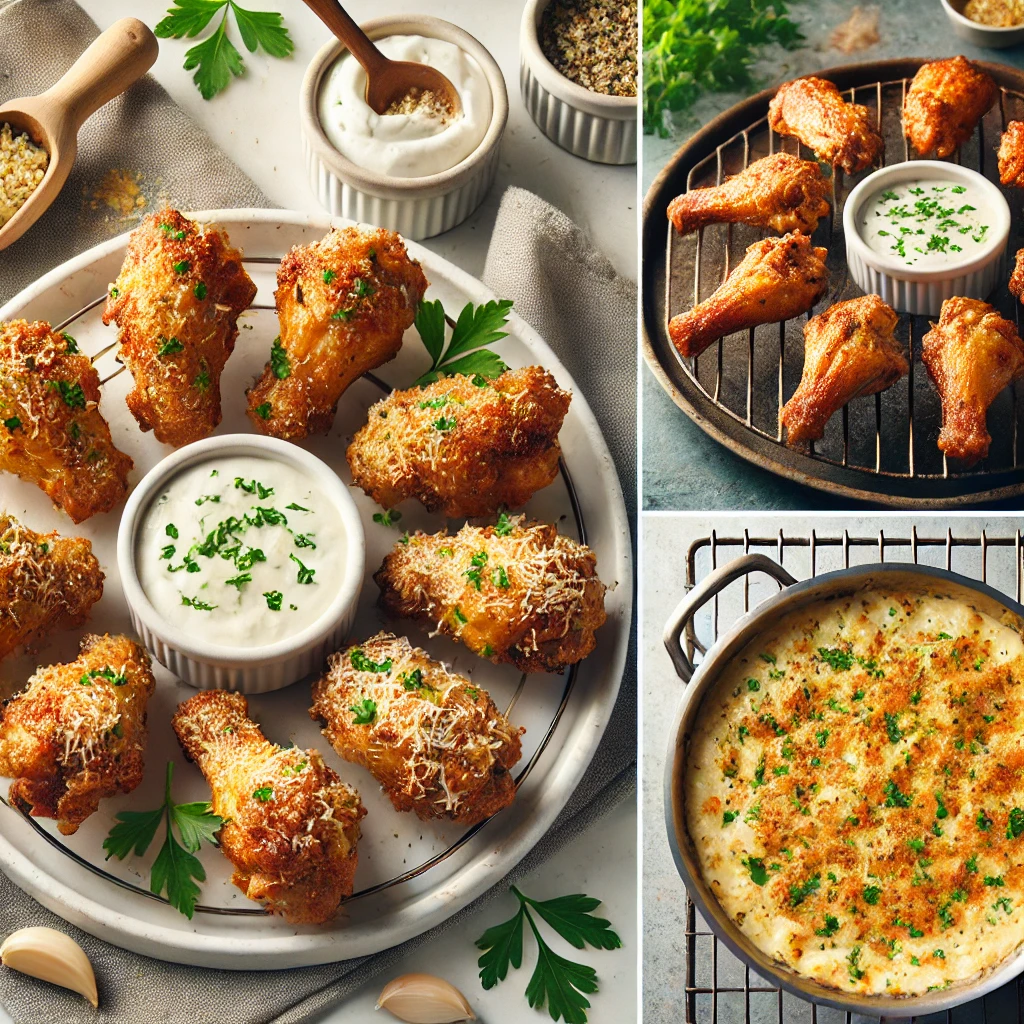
[679,526,1024,1023]
[653,61,1024,504]
[0,254,586,915]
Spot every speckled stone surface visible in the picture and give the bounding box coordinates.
[641,0,1024,511]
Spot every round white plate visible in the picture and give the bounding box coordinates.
[0,210,632,969]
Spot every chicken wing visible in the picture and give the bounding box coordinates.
[246,227,427,439]
[0,319,132,523]
[667,153,831,237]
[347,367,570,518]
[172,690,364,924]
[668,234,829,359]
[310,633,523,826]
[0,634,155,835]
[376,517,606,673]
[0,514,103,661]
[768,77,883,174]
[999,121,1024,188]
[781,295,907,443]
[1010,248,1024,299]
[903,56,997,159]
[102,208,257,448]
[922,296,1024,465]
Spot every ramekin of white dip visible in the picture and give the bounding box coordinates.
[117,435,365,694]
[300,15,508,241]
[844,160,1010,317]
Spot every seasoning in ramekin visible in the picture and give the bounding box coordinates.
[963,0,1024,26]
[539,0,637,98]
[0,123,48,228]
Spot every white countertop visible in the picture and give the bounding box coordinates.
[67,2,638,1021]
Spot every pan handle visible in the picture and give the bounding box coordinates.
[663,553,798,683]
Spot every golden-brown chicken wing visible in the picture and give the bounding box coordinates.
[0,320,132,523]
[667,153,831,237]
[768,77,883,174]
[246,227,427,439]
[0,514,103,661]
[922,296,1024,465]
[668,234,829,359]
[310,633,523,826]
[0,634,154,835]
[347,367,570,518]
[172,689,364,924]
[375,517,606,673]
[102,208,257,448]
[999,121,1024,188]
[1010,248,1024,299]
[903,56,997,159]
[781,295,907,443]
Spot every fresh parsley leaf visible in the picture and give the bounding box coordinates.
[155,0,224,38]
[349,698,377,724]
[194,281,208,300]
[270,336,290,379]
[517,892,622,952]
[254,402,272,420]
[477,903,525,989]
[413,298,513,386]
[494,513,515,537]
[47,379,86,409]
[350,650,392,673]
[372,509,402,528]
[170,801,223,852]
[229,2,293,57]
[150,825,207,918]
[289,552,315,584]
[157,336,185,357]
[103,805,165,860]
[264,590,283,611]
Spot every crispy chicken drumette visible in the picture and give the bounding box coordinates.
[102,208,257,448]
[922,297,1024,465]
[172,689,365,924]
[768,76,883,174]
[0,319,132,522]
[375,517,607,673]
[246,227,427,440]
[0,634,155,835]
[1010,248,1024,299]
[903,56,997,159]
[311,633,523,826]
[1000,121,1024,188]
[0,514,103,662]
[667,153,831,237]
[668,234,829,359]
[347,367,570,518]
[781,295,907,443]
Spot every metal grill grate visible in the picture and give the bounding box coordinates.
[680,526,1024,1023]
[664,76,1024,489]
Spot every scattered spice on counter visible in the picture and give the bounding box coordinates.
[0,123,49,228]
[540,0,637,98]
[86,169,148,216]
[829,5,880,53]
[964,0,1024,25]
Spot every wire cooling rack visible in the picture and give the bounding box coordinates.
[679,527,1024,1023]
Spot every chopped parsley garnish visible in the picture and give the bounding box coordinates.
[251,786,273,802]
[3,416,20,432]
[161,544,176,559]
[884,712,903,744]
[1008,808,1024,839]
[434,415,457,431]
[225,572,252,590]
[62,332,79,353]
[372,509,402,528]
[173,259,190,274]
[289,553,314,584]
[79,666,128,687]
[194,281,207,300]
[234,477,274,499]
[194,369,211,392]
[747,678,760,692]
[263,590,283,611]
[978,809,993,831]
[847,946,865,981]
[464,550,489,589]
[323,269,336,283]
[492,566,510,589]
[181,595,217,611]
[401,669,425,691]
[494,512,514,536]
[817,646,854,671]
[722,810,738,826]
[349,698,377,724]
[285,503,309,512]
[47,379,86,409]
[862,885,882,905]
[883,779,912,808]
[157,336,185,356]
[254,402,272,420]
[815,915,839,938]
[742,857,769,885]
[789,874,820,907]
[269,337,290,379]
[452,605,468,625]
[350,649,392,673]
[986,876,1005,887]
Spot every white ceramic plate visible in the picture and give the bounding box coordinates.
[0,209,632,969]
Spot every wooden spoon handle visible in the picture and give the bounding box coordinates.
[300,0,389,76]
[39,17,159,131]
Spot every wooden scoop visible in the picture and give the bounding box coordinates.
[0,17,159,251]
[301,0,462,116]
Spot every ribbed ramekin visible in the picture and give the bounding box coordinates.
[117,435,365,695]
[300,15,508,241]
[844,160,1010,317]
[940,0,1024,48]
[519,0,636,165]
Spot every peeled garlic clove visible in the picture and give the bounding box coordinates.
[376,973,476,1023]
[0,927,98,1008]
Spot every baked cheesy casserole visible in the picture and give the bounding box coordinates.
[685,588,1024,996]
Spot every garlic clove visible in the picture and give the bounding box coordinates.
[0,927,98,1008]
[376,973,476,1023]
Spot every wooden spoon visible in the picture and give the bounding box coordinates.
[0,17,159,252]
[301,0,462,116]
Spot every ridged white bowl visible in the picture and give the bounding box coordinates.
[519,0,636,165]
[300,16,508,241]
[940,0,1024,48]
[117,435,365,694]
[843,160,1010,317]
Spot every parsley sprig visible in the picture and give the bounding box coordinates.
[413,298,513,386]
[476,886,621,1024]
[103,762,223,919]
[155,0,294,101]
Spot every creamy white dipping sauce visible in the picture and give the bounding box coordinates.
[317,34,491,178]
[137,456,345,649]
[857,179,996,267]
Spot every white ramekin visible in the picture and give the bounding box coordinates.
[116,435,365,694]
[519,0,637,165]
[843,160,1010,317]
[940,0,1024,47]
[300,16,508,241]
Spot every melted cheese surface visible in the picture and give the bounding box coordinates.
[685,588,1024,996]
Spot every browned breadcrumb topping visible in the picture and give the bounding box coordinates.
[964,0,1024,25]
[0,123,48,228]
[539,0,637,98]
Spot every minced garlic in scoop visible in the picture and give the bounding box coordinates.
[964,0,1024,26]
[0,123,48,228]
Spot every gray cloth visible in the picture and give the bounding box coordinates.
[0,4,637,1023]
